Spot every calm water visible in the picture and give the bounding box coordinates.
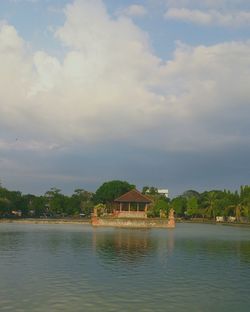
[0,223,249,312]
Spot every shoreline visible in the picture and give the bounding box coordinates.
[0,218,249,228]
[177,219,250,227]
[0,218,91,225]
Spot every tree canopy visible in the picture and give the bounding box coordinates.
[0,182,249,221]
[93,180,135,204]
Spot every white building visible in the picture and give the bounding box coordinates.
[157,189,169,198]
[216,216,224,222]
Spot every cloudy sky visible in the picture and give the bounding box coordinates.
[0,0,250,196]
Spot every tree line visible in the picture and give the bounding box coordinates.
[0,181,249,221]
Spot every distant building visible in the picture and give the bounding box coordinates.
[145,188,169,198]
[227,216,236,222]
[11,210,22,217]
[157,189,169,198]
[216,216,224,222]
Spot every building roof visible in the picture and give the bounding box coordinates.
[114,189,152,203]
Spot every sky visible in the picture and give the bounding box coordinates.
[0,0,250,197]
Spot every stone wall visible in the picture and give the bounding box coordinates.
[113,211,147,218]
[91,217,175,228]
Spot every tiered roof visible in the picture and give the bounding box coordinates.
[114,189,152,203]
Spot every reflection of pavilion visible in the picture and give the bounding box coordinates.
[113,189,152,218]
[92,229,156,263]
[91,229,175,264]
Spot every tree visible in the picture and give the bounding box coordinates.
[142,186,158,195]
[30,196,47,217]
[0,186,11,216]
[93,180,135,205]
[142,186,150,194]
[239,186,250,219]
[226,187,250,221]
[171,196,187,216]
[0,197,11,217]
[182,190,200,199]
[203,191,218,220]
[44,188,67,216]
[214,190,237,217]
[70,189,94,216]
[153,198,169,218]
[186,196,199,217]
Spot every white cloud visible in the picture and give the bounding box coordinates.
[156,40,250,150]
[0,139,60,152]
[165,8,212,24]
[0,0,250,153]
[165,8,250,27]
[0,0,162,145]
[164,0,249,10]
[119,4,147,17]
[8,0,38,3]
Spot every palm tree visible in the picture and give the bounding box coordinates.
[204,191,217,220]
[225,192,246,222]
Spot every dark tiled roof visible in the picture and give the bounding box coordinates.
[114,189,152,203]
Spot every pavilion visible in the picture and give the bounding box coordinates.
[113,189,152,218]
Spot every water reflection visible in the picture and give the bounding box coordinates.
[239,241,250,264]
[92,228,175,266]
[174,237,250,264]
[93,229,156,264]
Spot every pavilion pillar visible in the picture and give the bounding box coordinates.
[145,204,148,218]
[119,203,122,212]
[129,203,131,212]
[137,203,139,212]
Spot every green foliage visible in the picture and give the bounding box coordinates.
[186,196,199,217]
[0,197,11,216]
[29,196,47,217]
[155,198,169,218]
[93,180,135,204]
[147,196,169,218]
[0,182,250,221]
[203,191,218,219]
[0,186,25,216]
[182,190,200,199]
[44,188,66,215]
[70,189,94,216]
[94,203,106,217]
[171,196,187,216]
[224,186,250,221]
[0,183,95,218]
[142,186,158,195]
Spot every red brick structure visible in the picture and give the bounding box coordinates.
[113,189,152,218]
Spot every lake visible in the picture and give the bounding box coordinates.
[0,223,249,311]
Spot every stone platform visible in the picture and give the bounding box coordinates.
[91,216,175,229]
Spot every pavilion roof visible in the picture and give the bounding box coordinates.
[114,189,152,203]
